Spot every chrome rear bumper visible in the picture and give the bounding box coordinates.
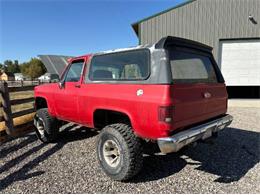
[157,114,233,154]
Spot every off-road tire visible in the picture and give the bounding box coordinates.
[34,108,59,143]
[97,123,143,181]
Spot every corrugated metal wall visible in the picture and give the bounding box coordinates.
[139,0,260,64]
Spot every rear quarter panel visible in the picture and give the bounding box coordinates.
[78,84,172,139]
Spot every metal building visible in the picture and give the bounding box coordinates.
[132,0,260,98]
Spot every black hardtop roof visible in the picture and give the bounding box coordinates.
[155,36,213,53]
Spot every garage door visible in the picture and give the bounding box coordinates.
[219,39,260,86]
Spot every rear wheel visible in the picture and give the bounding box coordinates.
[97,123,143,181]
[34,108,60,143]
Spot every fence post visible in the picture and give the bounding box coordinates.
[0,81,15,136]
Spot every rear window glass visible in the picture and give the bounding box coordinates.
[88,49,149,81]
[169,49,218,83]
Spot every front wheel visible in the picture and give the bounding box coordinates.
[34,108,60,143]
[96,123,143,181]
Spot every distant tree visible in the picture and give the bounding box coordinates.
[3,59,20,73]
[4,60,13,66]
[3,60,11,72]
[0,63,3,70]
[8,60,20,73]
[20,62,30,75]
[20,58,46,79]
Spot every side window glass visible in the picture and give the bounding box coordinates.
[65,60,84,82]
[121,64,142,79]
[88,49,149,81]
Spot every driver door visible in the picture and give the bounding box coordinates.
[54,59,85,122]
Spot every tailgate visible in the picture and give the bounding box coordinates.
[168,46,228,130]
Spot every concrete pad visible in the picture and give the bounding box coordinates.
[228,99,260,108]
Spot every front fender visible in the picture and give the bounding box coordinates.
[34,95,56,117]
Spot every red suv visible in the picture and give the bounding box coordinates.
[34,36,233,181]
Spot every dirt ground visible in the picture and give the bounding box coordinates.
[0,107,259,193]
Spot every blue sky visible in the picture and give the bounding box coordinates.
[0,0,185,63]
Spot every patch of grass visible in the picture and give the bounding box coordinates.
[10,91,34,113]
[10,91,34,100]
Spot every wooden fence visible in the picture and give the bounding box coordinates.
[0,81,39,142]
[0,80,49,87]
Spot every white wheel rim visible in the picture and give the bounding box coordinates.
[36,117,45,136]
[102,139,121,168]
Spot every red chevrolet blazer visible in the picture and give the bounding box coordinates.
[34,36,233,181]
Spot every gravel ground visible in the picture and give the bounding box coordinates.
[0,107,259,193]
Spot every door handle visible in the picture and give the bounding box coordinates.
[75,84,81,88]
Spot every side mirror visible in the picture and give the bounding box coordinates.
[58,81,65,89]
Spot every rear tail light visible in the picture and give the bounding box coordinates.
[158,106,173,123]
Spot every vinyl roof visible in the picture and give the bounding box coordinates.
[131,0,196,36]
